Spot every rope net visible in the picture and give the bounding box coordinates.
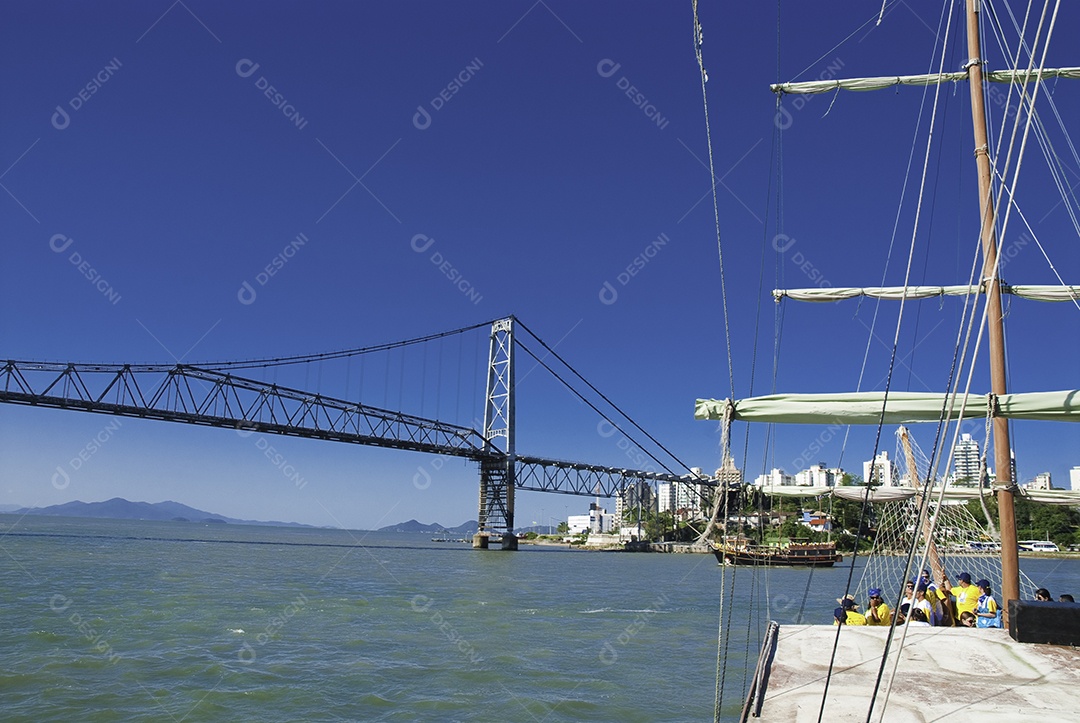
[853,495,1038,602]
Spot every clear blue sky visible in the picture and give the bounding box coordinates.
[3,1,1078,529]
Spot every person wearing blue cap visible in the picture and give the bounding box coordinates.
[866,587,891,626]
[975,579,1002,628]
[833,595,866,625]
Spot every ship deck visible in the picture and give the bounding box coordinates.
[755,625,1080,722]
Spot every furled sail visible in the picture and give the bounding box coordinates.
[770,67,1080,95]
[772,285,1080,302]
[694,390,1080,425]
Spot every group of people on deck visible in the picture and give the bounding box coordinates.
[834,569,1002,628]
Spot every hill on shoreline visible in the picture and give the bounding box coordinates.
[9,498,311,527]
[377,519,478,534]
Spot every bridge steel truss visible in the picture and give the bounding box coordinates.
[0,361,491,459]
[1,317,710,549]
[515,456,691,496]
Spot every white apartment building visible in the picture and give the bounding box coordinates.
[715,454,743,488]
[1072,466,1080,492]
[1026,472,1053,491]
[951,433,983,486]
[863,451,898,487]
[794,464,843,487]
[657,482,674,514]
[754,468,795,487]
[615,480,655,521]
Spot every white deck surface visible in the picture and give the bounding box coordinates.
[757,624,1080,722]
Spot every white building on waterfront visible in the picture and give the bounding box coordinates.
[567,503,614,535]
[1072,466,1080,492]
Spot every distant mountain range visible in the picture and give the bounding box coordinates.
[7,498,310,527]
[377,519,479,534]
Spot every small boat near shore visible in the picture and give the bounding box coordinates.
[712,538,842,567]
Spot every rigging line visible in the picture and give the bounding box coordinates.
[712,563,728,722]
[513,339,683,476]
[987,56,1080,252]
[781,1,902,87]
[984,0,1050,247]
[988,171,1080,310]
[692,0,735,402]
[183,319,496,371]
[838,0,954,475]
[743,83,783,502]
[1018,98,1080,240]
[993,0,1080,180]
[861,4,961,718]
[979,0,1063,433]
[828,17,959,708]
[514,320,692,474]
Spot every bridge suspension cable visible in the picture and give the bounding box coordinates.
[180,319,497,371]
[516,319,696,477]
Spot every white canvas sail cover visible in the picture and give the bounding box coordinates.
[771,67,1080,95]
[773,285,1080,302]
[695,390,1080,425]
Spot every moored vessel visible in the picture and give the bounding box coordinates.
[712,538,842,567]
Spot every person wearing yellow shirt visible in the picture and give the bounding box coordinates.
[945,571,980,618]
[834,595,867,625]
[865,588,891,626]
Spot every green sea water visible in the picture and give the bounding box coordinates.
[2,516,1077,722]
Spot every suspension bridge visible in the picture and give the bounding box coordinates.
[0,316,713,549]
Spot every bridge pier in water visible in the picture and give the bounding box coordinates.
[473,317,517,550]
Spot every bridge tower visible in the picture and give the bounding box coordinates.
[473,316,517,550]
